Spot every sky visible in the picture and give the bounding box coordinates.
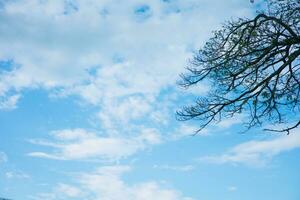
[0,0,299,199]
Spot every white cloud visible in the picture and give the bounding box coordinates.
[200,131,300,167]
[96,92,154,129]
[78,165,193,200]
[0,1,253,165]
[0,0,252,110]
[0,94,21,110]
[28,128,162,161]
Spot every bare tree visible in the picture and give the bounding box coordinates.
[177,0,300,134]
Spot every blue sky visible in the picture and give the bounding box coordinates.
[0,0,299,199]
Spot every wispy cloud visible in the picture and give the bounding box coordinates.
[200,131,300,167]
[28,128,162,161]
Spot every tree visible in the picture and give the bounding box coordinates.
[177,0,300,134]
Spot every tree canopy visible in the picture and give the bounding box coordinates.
[177,0,300,134]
